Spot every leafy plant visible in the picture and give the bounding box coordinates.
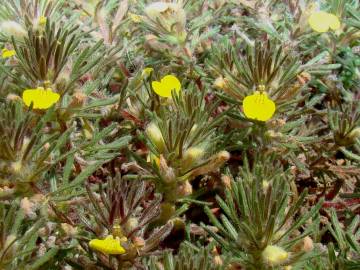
[203,157,323,269]
[68,174,173,269]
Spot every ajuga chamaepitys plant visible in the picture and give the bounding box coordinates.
[139,81,229,203]
[0,0,359,269]
[68,174,173,269]
[203,157,324,269]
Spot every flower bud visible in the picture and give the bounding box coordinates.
[189,150,229,178]
[348,127,360,142]
[132,236,145,248]
[182,147,205,168]
[0,21,27,39]
[32,16,47,31]
[43,142,51,151]
[172,217,185,230]
[265,130,283,139]
[20,197,37,219]
[146,122,166,153]
[213,76,226,89]
[38,222,56,237]
[176,180,193,197]
[159,155,176,183]
[214,255,223,266]
[303,236,314,252]
[334,129,359,146]
[124,217,139,233]
[61,223,77,237]
[129,13,142,23]
[262,180,270,192]
[217,151,230,161]
[262,245,289,266]
[159,202,176,222]
[69,91,87,108]
[189,124,198,136]
[221,175,232,189]
[6,94,21,102]
[297,71,311,85]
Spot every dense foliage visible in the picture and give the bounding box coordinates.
[0,0,359,269]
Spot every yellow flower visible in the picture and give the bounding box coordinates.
[89,235,126,255]
[129,12,142,23]
[243,91,275,122]
[308,11,340,33]
[22,87,60,109]
[151,75,181,98]
[39,16,47,25]
[2,48,16,59]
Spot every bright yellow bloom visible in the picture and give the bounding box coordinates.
[243,91,275,122]
[39,16,47,25]
[308,11,340,33]
[2,48,16,58]
[22,87,60,109]
[89,235,126,255]
[151,75,181,98]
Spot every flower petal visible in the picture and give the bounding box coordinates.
[89,235,126,255]
[2,48,16,58]
[308,11,331,33]
[39,16,47,25]
[308,11,340,33]
[327,13,341,30]
[22,87,60,109]
[243,94,258,120]
[152,80,169,97]
[161,75,181,96]
[243,92,275,122]
[162,75,181,91]
[152,75,181,98]
[22,89,38,107]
